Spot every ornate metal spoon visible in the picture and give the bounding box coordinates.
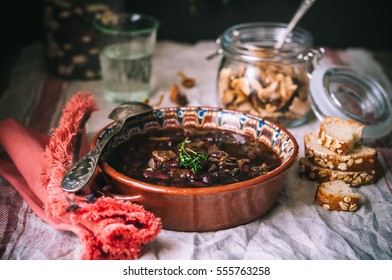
[61,102,153,192]
[274,0,317,49]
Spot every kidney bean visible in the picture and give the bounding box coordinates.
[171,177,186,183]
[188,173,200,181]
[143,171,170,181]
[242,163,250,173]
[170,177,189,188]
[199,173,214,184]
[210,151,227,158]
[189,181,209,188]
[163,159,181,168]
[168,168,190,178]
[219,162,237,170]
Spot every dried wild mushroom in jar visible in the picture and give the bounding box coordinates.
[216,22,322,127]
[218,63,310,127]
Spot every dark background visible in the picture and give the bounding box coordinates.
[0,0,391,93]
[1,0,391,53]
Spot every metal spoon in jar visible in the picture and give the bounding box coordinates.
[61,102,153,193]
[274,0,317,49]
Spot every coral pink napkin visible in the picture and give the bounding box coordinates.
[0,92,161,260]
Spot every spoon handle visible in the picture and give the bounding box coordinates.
[274,0,316,49]
[61,123,120,192]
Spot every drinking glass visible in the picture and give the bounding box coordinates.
[94,13,160,103]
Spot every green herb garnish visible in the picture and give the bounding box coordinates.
[178,137,208,173]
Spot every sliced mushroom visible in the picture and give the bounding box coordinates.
[237,158,250,171]
[221,89,236,106]
[218,67,232,101]
[233,90,248,106]
[187,141,205,150]
[169,84,188,105]
[257,81,279,102]
[235,102,253,112]
[177,71,196,88]
[281,75,298,102]
[152,150,177,163]
[249,78,264,97]
[231,77,252,96]
[149,136,170,141]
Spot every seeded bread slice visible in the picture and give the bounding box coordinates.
[298,157,382,187]
[318,116,365,155]
[304,132,377,172]
[315,181,362,211]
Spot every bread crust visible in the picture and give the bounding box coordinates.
[298,157,383,187]
[315,181,362,211]
[318,117,364,155]
[304,132,377,172]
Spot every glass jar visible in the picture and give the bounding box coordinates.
[42,0,124,80]
[216,22,322,127]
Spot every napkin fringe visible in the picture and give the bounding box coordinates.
[40,91,161,260]
[42,91,97,217]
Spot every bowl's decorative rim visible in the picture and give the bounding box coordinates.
[93,106,299,196]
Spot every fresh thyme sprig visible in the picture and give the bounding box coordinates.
[178,137,208,173]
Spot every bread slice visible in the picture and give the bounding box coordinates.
[304,132,377,172]
[318,116,365,155]
[315,181,362,211]
[298,157,382,187]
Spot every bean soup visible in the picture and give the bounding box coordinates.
[107,128,281,187]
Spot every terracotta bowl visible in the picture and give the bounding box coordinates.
[90,106,298,232]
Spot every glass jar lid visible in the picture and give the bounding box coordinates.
[309,65,392,140]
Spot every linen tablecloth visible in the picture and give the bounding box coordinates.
[0,41,391,260]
